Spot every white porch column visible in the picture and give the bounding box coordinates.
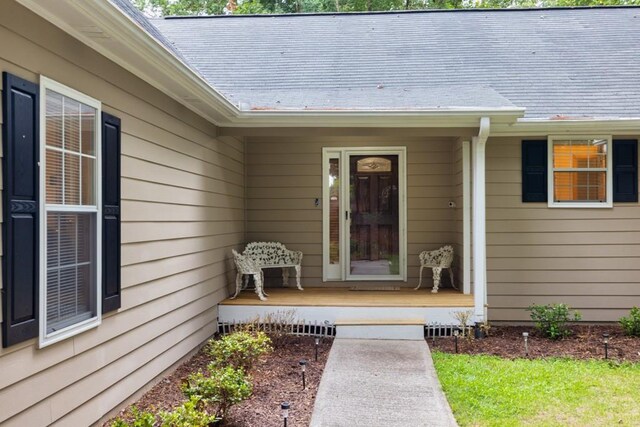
[472,117,491,323]
[462,140,471,295]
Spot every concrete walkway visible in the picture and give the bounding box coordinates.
[310,339,458,427]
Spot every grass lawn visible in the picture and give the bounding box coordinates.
[433,352,640,426]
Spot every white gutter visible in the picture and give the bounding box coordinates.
[472,117,490,325]
[492,117,640,136]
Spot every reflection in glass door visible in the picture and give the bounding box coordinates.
[349,155,400,278]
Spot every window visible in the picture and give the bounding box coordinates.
[40,77,102,346]
[548,136,613,208]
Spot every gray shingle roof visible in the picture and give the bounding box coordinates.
[153,7,640,118]
[109,0,195,69]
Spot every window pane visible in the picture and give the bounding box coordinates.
[46,212,96,334]
[64,153,80,205]
[81,157,95,205]
[329,158,339,265]
[46,91,63,149]
[46,149,63,204]
[63,97,80,153]
[81,104,96,156]
[553,139,607,169]
[554,171,606,202]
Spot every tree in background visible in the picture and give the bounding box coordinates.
[133,0,640,16]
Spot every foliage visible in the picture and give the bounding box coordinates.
[111,407,156,427]
[182,366,253,418]
[527,303,581,339]
[433,352,640,426]
[207,331,272,370]
[158,396,219,427]
[134,0,640,17]
[453,309,474,338]
[619,307,640,337]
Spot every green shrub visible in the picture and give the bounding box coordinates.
[183,366,252,419]
[527,303,581,339]
[111,407,156,427]
[619,307,640,337]
[207,331,272,371]
[159,396,218,427]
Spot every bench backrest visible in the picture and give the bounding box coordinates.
[243,241,300,266]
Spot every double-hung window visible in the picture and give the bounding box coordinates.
[549,136,613,208]
[40,77,102,346]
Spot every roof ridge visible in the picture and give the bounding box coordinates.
[159,5,640,19]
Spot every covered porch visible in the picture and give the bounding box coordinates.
[220,122,494,331]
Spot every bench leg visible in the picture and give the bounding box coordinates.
[295,265,303,291]
[415,265,424,290]
[282,267,290,286]
[254,272,267,301]
[432,267,442,293]
[261,270,269,296]
[231,272,242,299]
[448,267,457,290]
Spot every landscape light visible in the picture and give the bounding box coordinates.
[523,332,529,357]
[453,329,459,354]
[603,333,610,360]
[315,337,320,361]
[299,359,307,389]
[281,402,290,427]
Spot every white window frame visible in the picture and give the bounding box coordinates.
[548,135,613,208]
[322,147,407,282]
[38,77,102,348]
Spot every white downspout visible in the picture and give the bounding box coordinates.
[472,117,491,324]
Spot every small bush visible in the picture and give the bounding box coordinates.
[207,331,272,371]
[111,407,156,427]
[527,303,581,339]
[182,366,252,419]
[159,396,218,427]
[619,307,640,337]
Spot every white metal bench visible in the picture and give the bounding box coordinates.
[415,245,455,293]
[231,242,303,300]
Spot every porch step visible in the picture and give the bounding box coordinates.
[334,318,424,340]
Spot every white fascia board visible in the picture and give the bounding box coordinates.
[492,117,640,136]
[228,108,525,128]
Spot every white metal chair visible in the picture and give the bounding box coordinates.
[231,249,268,301]
[415,245,455,293]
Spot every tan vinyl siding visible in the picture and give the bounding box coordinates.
[0,3,241,425]
[486,136,640,322]
[246,136,459,287]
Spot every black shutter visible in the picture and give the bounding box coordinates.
[2,73,39,347]
[522,140,548,203]
[613,139,638,203]
[101,112,121,313]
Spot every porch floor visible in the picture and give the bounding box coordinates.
[220,287,473,308]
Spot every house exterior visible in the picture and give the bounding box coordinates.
[0,0,639,425]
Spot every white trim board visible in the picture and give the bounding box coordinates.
[219,304,473,326]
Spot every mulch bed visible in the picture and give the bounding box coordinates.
[431,325,640,362]
[104,336,333,427]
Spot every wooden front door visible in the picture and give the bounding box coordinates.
[349,155,399,275]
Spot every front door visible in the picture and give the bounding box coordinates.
[348,155,400,278]
[322,147,406,282]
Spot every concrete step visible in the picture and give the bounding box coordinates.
[334,318,424,340]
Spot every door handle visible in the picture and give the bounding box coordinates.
[345,211,349,220]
